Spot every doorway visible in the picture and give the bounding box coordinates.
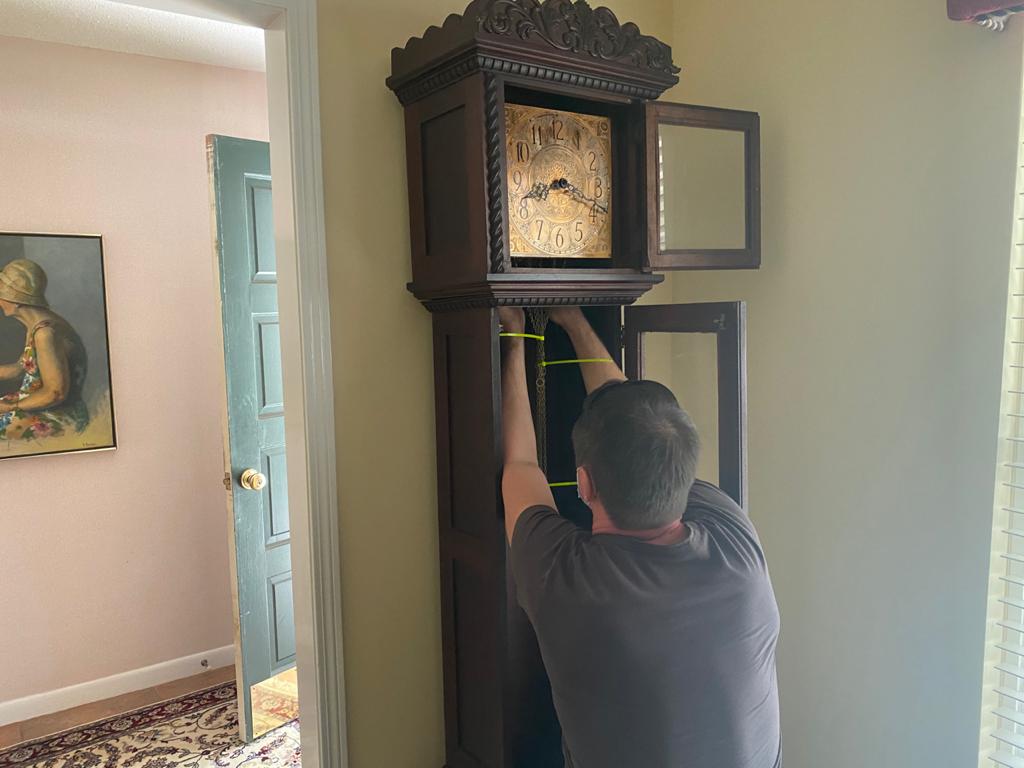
[0,1,344,765]
[126,0,346,760]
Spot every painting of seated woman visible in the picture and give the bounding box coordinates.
[0,234,115,460]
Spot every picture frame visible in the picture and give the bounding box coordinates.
[0,232,116,460]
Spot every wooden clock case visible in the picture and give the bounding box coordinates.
[386,2,756,766]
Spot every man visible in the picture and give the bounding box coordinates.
[500,305,781,768]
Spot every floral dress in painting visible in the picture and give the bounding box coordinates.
[0,319,89,441]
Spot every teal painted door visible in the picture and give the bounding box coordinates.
[209,135,295,742]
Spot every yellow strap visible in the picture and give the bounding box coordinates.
[541,358,614,367]
[499,332,546,341]
[548,481,579,488]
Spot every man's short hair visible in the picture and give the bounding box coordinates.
[572,380,700,529]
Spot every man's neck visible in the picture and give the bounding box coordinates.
[590,507,687,546]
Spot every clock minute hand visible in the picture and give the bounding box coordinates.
[555,178,608,215]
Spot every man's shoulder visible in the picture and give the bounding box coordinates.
[511,505,577,548]
[684,480,770,574]
[688,479,741,509]
[510,505,595,618]
[685,480,751,527]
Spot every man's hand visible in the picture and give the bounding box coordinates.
[499,306,525,335]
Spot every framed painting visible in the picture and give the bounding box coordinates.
[0,233,116,460]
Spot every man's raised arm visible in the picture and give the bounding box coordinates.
[499,307,556,543]
[550,307,627,393]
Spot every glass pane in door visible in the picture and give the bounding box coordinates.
[641,331,720,486]
[658,124,746,251]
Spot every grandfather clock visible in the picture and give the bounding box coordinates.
[387,2,760,765]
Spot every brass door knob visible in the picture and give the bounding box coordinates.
[239,468,267,491]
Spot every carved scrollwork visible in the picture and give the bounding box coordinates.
[478,0,679,76]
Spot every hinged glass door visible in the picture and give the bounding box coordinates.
[644,102,761,270]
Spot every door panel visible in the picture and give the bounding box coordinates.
[209,134,295,742]
[254,314,284,415]
[644,102,761,270]
[624,302,747,507]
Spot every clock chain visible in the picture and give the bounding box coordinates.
[525,308,551,473]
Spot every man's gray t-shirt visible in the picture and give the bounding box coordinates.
[510,480,781,768]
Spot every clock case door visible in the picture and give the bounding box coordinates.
[644,102,762,271]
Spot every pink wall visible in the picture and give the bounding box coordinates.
[0,35,269,702]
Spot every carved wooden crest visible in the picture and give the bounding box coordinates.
[387,0,679,105]
[478,0,679,76]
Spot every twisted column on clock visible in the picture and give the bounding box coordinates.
[483,72,506,274]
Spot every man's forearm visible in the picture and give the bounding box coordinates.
[502,339,540,466]
[562,316,627,393]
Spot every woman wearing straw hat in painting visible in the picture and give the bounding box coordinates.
[0,259,88,442]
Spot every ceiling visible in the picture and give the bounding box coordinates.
[1,0,265,72]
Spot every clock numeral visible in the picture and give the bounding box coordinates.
[517,142,530,162]
[572,130,581,150]
[535,220,544,241]
[593,177,604,199]
[554,228,565,249]
[552,119,563,142]
[519,198,529,219]
[589,206,599,224]
[587,151,597,172]
[574,221,584,241]
[531,125,543,146]
[512,169,523,190]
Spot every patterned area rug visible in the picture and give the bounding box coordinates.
[0,683,300,768]
[251,669,300,738]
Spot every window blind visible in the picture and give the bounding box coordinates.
[981,108,1024,768]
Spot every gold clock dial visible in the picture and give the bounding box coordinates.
[505,104,612,259]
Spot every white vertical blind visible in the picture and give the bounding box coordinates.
[981,106,1024,768]
[657,131,666,251]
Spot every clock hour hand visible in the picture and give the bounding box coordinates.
[523,182,550,202]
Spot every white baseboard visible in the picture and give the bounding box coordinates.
[0,645,235,726]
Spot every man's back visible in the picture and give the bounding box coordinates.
[511,480,781,768]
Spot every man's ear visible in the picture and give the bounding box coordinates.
[576,466,596,506]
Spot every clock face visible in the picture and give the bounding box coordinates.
[505,104,612,259]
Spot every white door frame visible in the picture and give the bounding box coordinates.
[110,1,346,767]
